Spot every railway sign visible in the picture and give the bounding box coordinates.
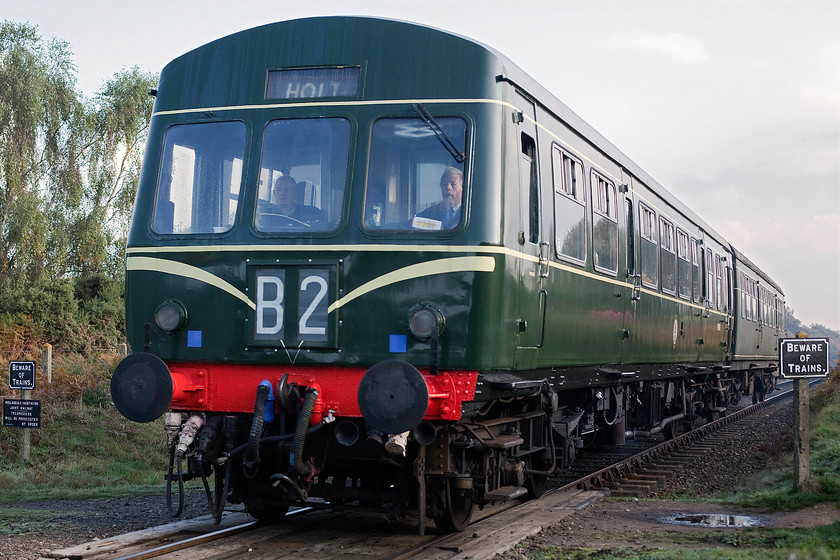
[8,361,36,390]
[779,338,830,378]
[3,399,41,429]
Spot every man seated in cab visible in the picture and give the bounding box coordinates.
[258,175,323,229]
[413,166,463,230]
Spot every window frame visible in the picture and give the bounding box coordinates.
[705,249,715,309]
[676,228,691,300]
[590,169,618,275]
[638,203,658,288]
[691,237,701,303]
[253,116,353,235]
[659,216,676,295]
[361,115,469,233]
[152,120,247,236]
[551,145,587,265]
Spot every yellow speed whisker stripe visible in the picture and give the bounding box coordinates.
[126,256,257,311]
[327,255,495,313]
[125,255,496,315]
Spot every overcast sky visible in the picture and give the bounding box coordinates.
[4,0,839,331]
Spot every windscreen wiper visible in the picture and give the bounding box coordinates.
[411,103,465,164]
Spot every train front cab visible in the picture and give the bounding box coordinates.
[108,17,557,532]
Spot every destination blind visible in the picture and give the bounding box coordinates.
[266,67,361,100]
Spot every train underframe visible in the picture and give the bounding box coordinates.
[163,365,777,534]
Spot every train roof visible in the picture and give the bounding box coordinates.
[731,247,785,295]
[453,22,732,249]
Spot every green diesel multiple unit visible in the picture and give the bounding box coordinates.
[111,17,784,533]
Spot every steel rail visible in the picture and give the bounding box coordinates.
[112,507,312,560]
[105,379,817,559]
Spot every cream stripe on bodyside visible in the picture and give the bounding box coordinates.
[126,256,257,311]
[152,98,514,117]
[327,255,496,313]
[127,244,716,315]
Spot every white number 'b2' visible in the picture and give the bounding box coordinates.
[256,276,284,335]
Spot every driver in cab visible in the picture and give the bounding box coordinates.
[414,167,463,230]
[257,175,323,230]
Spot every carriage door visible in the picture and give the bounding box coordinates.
[514,93,546,363]
[619,174,638,363]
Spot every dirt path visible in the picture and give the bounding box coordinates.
[498,499,840,558]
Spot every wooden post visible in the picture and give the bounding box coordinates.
[42,343,52,384]
[793,378,810,491]
[18,389,31,463]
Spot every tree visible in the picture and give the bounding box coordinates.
[0,20,83,284]
[1,21,156,284]
[0,20,156,349]
[67,67,156,277]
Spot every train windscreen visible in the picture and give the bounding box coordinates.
[364,117,467,232]
[152,121,245,235]
[255,118,351,233]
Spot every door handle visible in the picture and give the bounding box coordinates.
[538,242,550,278]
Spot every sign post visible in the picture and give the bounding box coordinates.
[779,336,830,492]
[5,361,41,463]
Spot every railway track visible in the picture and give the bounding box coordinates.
[49,382,801,560]
[555,383,797,499]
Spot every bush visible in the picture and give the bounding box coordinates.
[0,274,124,354]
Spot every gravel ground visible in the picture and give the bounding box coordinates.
[652,397,794,497]
[0,395,817,560]
[0,491,210,560]
[495,396,840,559]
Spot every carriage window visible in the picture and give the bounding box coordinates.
[762,288,772,326]
[364,117,467,231]
[691,238,701,303]
[744,277,755,321]
[153,121,245,234]
[591,171,617,273]
[255,118,351,233]
[660,217,676,294]
[676,229,691,300]
[715,254,723,311]
[705,250,715,309]
[553,147,586,263]
[776,297,783,329]
[639,204,657,287]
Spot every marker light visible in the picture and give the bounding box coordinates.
[407,305,444,340]
[154,300,188,332]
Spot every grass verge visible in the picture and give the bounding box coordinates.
[518,521,840,560]
[0,402,169,502]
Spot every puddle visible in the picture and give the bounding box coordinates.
[662,513,762,527]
